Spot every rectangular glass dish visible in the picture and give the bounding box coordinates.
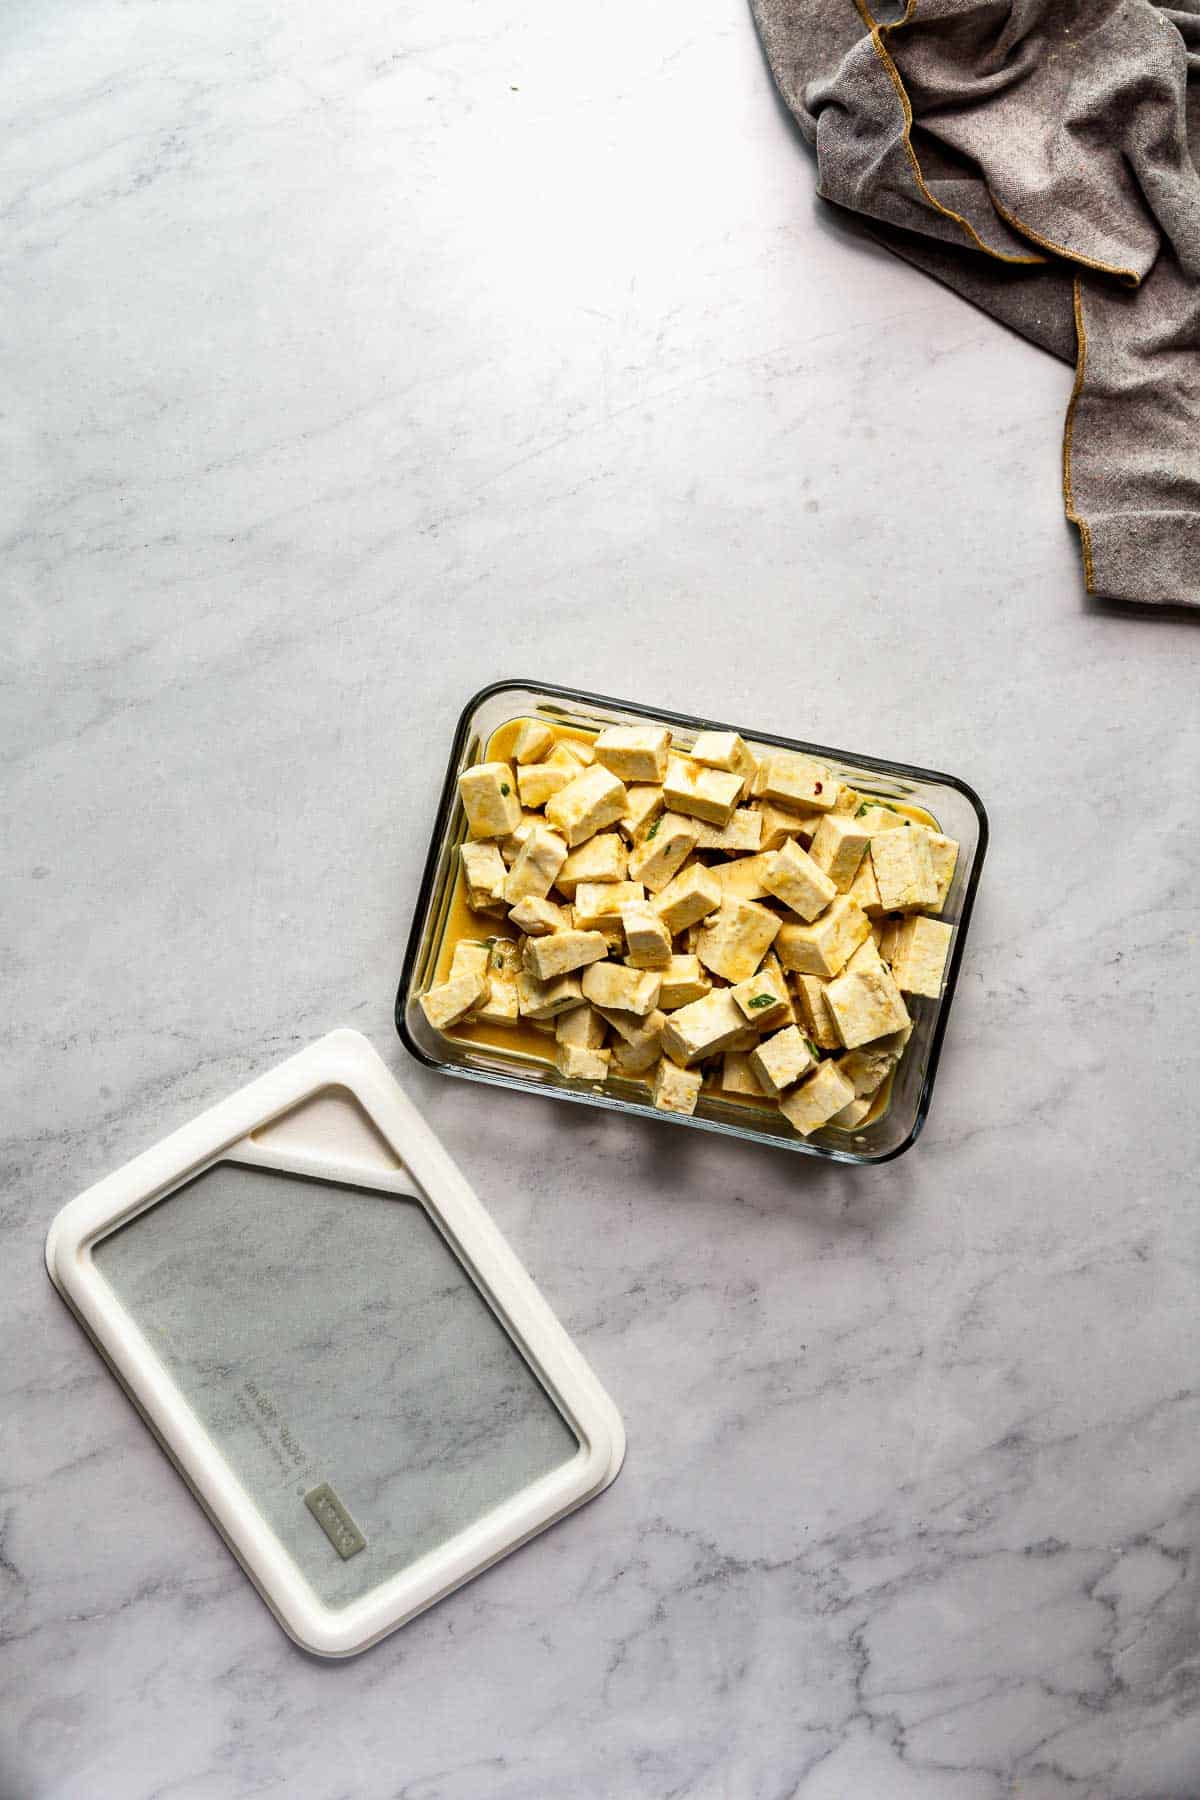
[395,680,987,1165]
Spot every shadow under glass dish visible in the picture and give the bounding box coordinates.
[93,1161,578,1610]
[396,680,988,1165]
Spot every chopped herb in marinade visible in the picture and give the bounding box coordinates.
[500,782,511,796]
[748,993,774,1010]
[646,818,661,840]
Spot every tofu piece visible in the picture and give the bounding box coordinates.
[829,1093,875,1129]
[618,784,665,844]
[573,880,646,930]
[575,911,625,953]
[522,929,609,981]
[846,935,885,974]
[856,803,907,833]
[594,724,671,783]
[721,1052,764,1097]
[545,764,629,848]
[555,1042,611,1082]
[658,953,712,1010]
[794,973,842,1051]
[449,940,492,984]
[725,1026,762,1052]
[552,736,595,767]
[503,824,568,905]
[779,1059,857,1136]
[555,832,627,897]
[870,826,938,911]
[516,971,585,1020]
[602,1007,667,1073]
[760,951,797,1023]
[556,1003,607,1049]
[885,915,954,998]
[808,813,872,892]
[580,962,662,1017]
[458,762,522,839]
[660,988,747,1066]
[628,814,702,892]
[460,841,508,911]
[696,898,781,984]
[730,965,791,1030]
[776,895,871,979]
[420,971,488,1030]
[475,973,520,1025]
[517,761,575,808]
[651,1059,703,1116]
[756,800,821,850]
[690,731,758,798]
[848,852,884,918]
[651,861,723,934]
[662,756,743,827]
[713,849,778,903]
[547,741,587,773]
[925,833,960,914]
[824,966,910,1049]
[839,1029,910,1095]
[833,785,863,814]
[621,900,673,969]
[499,812,543,866]
[693,808,763,853]
[754,752,838,813]
[512,720,555,765]
[487,936,522,976]
[749,1025,816,1097]
[509,895,570,936]
[763,839,837,921]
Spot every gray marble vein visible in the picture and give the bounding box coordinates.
[3,0,1200,1794]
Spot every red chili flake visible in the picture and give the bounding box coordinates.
[814,781,823,793]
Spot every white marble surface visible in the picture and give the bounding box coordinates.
[3,0,1200,1794]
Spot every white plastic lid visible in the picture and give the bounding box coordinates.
[45,1029,624,1656]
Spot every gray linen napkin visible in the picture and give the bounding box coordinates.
[751,0,1200,606]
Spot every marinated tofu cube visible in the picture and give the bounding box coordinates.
[731,965,791,1030]
[628,813,702,891]
[651,861,723,933]
[618,784,666,843]
[575,911,626,953]
[547,741,588,772]
[856,803,907,833]
[696,898,781,983]
[885,915,954,998]
[776,895,871,979]
[763,838,837,921]
[459,762,522,839]
[848,852,884,917]
[475,974,520,1025]
[552,736,595,767]
[487,936,523,975]
[794,973,842,1050]
[602,1007,667,1072]
[721,1052,764,1097]
[690,731,759,798]
[594,723,671,783]
[870,826,938,911]
[499,812,543,865]
[545,765,629,847]
[509,895,570,936]
[460,841,508,911]
[651,1059,703,1116]
[760,951,797,1023]
[503,824,568,905]
[580,962,662,1017]
[573,880,646,930]
[779,1060,857,1136]
[846,935,885,974]
[556,1042,611,1082]
[658,953,712,1010]
[663,756,743,827]
[512,720,555,765]
[449,941,492,985]
[839,1029,910,1095]
[516,971,586,1019]
[754,752,838,813]
[555,1003,607,1049]
[824,965,910,1048]
[693,808,763,853]
[517,761,575,808]
[833,786,863,814]
[808,813,872,891]
[725,1026,762,1052]
[555,832,627,896]
[522,929,609,981]
[621,900,673,969]
[660,988,747,1065]
[420,971,488,1030]
[829,1093,874,1129]
[713,849,778,902]
[756,800,821,850]
[925,833,960,914]
[749,1024,816,1096]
